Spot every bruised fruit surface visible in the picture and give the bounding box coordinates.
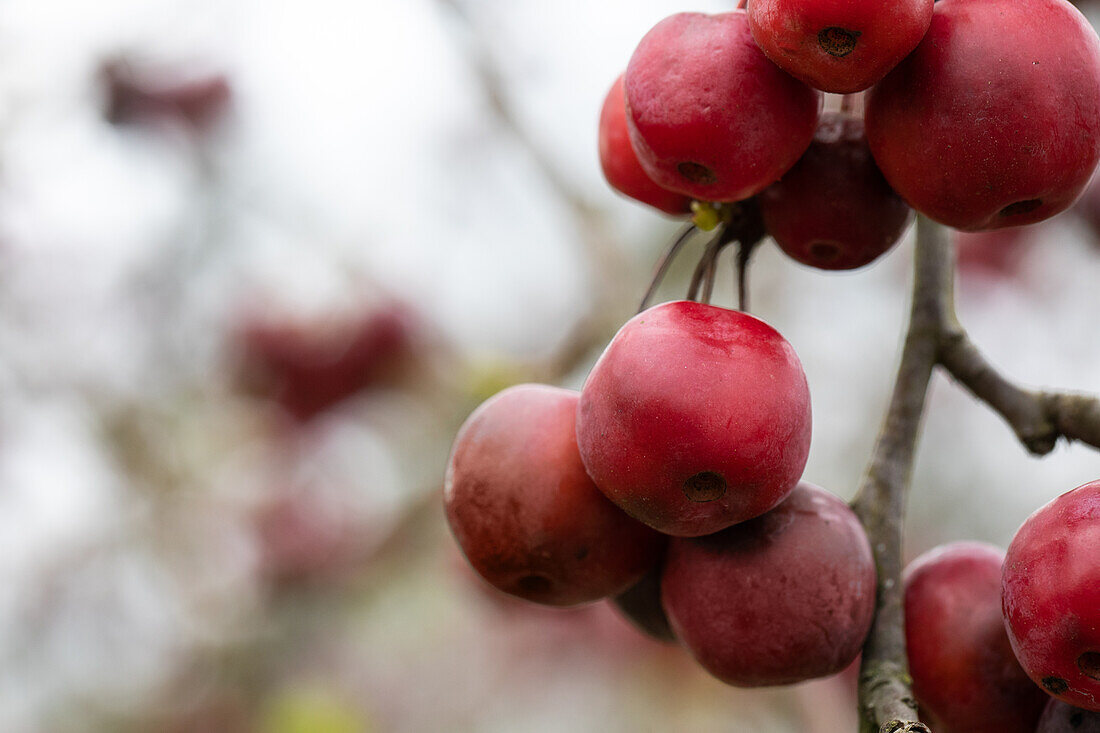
[865,0,1100,231]
[625,11,820,202]
[445,384,664,607]
[599,75,692,216]
[576,300,812,537]
[760,111,911,270]
[903,542,1047,733]
[661,482,875,686]
[1003,480,1100,711]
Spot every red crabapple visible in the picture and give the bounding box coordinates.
[661,482,875,686]
[1037,699,1100,732]
[748,0,933,93]
[445,384,664,607]
[576,300,811,537]
[100,57,231,132]
[1003,480,1100,711]
[235,302,419,422]
[865,0,1100,231]
[903,542,1048,733]
[625,12,820,202]
[759,111,911,270]
[599,75,691,216]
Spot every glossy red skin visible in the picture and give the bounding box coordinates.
[661,482,876,686]
[625,12,820,202]
[1003,480,1100,711]
[236,303,418,422]
[760,112,911,270]
[903,541,1048,733]
[576,300,811,537]
[748,0,932,93]
[1037,699,1100,732]
[609,561,676,643]
[599,76,691,216]
[444,384,664,607]
[865,0,1100,231]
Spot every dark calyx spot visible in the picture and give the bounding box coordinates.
[1000,199,1042,217]
[517,574,552,595]
[1043,676,1070,694]
[677,161,717,185]
[1079,651,1100,680]
[809,240,842,261]
[683,472,727,503]
[818,27,860,57]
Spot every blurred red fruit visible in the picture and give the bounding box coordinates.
[254,485,368,587]
[100,56,231,132]
[954,227,1038,280]
[234,302,420,422]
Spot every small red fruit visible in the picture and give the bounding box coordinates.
[759,111,911,270]
[445,384,664,607]
[599,75,691,216]
[100,57,231,132]
[661,482,875,686]
[748,0,933,93]
[1037,699,1100,732]
[865,0,1100,230]
[235,302,419,422]
[903,542,1048,733]
[625,11,820,202]
[576,300,812,537]
[1003,480,1100,711]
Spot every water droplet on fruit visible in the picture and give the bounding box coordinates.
[818,27,860,57]
[683,472,727,502]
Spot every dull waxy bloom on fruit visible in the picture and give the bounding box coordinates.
[445,384,664,607]
[759,111,911,270]
[865,0,1100,231]
[661,482,876,687]
[903,541,1047,733]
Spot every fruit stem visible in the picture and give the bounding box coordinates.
[687,227,736,302]
[736,235,763,312]
[851,215,950,733]
[639,223,697,313]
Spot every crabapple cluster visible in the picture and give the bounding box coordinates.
[447,0,1100,718]
[600,0,1100,270]
[446,299,875,687]
[900,481,1100,730]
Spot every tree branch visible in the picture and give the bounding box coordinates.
[937,319,1100,456]
[852,215,949,733]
